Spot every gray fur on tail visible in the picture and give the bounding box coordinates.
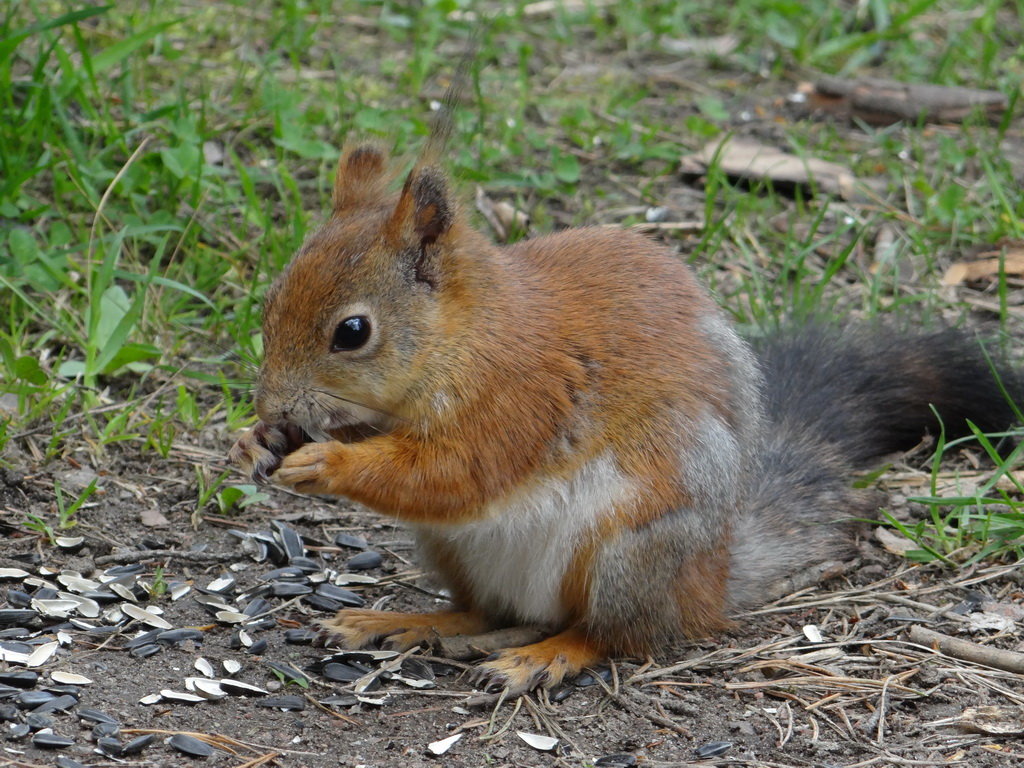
[727,327,1018,610]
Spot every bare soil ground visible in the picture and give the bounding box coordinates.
[1,430,1023,767]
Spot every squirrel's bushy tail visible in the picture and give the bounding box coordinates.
[727,327,1019,610]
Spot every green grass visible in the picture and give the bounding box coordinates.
[1,0,1023,558]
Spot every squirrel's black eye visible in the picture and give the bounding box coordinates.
[331,316,371,352]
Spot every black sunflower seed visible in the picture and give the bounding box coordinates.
[0,670,37,688]
[97,736,123,756]
[129,643,162,658]
[91,721,120,740]
[78,708,119,725]
[257,695,305,710]
[31,730,74,749]
[284,629,318,645]
[24,712,52,730]
[122,733,156,754]
[694,741,732,759]
[344,551,382,570]
[334,533,368,550]
[168,733,214,757]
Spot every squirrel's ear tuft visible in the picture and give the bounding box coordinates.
[389,166,455,246]
[333,143,390,212]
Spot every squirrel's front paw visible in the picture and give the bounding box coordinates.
[274,441,344,495]
[228,422,306,483]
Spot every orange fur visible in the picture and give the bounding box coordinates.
[233,143,755,692]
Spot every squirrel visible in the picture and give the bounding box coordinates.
[229,124,1019,694]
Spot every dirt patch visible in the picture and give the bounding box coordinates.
[0,443,1020,768]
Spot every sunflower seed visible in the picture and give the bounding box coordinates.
[5,722,30,740]
[138,693,162,705]
[0,569,31,580]
[78,708,118,725]
[96,735,123,756]
[218,679,267,696]
[25,641,58,668]
[517,732,558,751]
[159,689,205,704]
[0,670,37,688]
[334,533,368,550]
[272,521,305,561]
[427,733,462,756]
[0,609,37,627]
[31,730,74,748]
[122,733,156,754]
[129,643,162,658]
[169,582,191,601]
[185,678,226,700]
[156,628,204,644]
[50,671,92,686]
[257,695,305,711]
[345,551,383,570]
[205,574,236,594]
[168,733,214,757]
[595,754,638,767]
[32,694,77,713]
[284,629,317,644]
[24,712,53,730]
[91,722,120,740]
[222,659,242,676]
[121,604,172,630]
[694,741,732,759]
[194,657,215,678]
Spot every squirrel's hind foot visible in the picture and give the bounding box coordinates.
[468,627,606,694]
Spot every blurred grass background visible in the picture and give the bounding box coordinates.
[1,0,1023,559]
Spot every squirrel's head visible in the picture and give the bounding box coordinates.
[254,143,465,440]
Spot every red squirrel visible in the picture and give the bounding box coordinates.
[229,127,1018,694]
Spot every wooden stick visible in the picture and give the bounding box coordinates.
[907,626,1024,674]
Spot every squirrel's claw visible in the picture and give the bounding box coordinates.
[228,421,308,484]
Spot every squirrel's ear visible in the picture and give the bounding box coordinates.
[387,166,455,288]
[389,165,455,247]
[333,143,390,212]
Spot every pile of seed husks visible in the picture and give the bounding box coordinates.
[0,520,445,763]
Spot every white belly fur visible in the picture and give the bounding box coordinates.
[415,452,634,626]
